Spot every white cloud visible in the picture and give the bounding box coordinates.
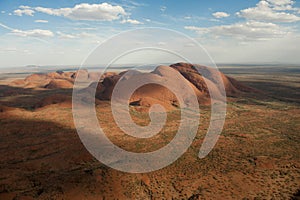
[77,32,96,38]
[212,12,230,18]
[1,11,5,14]
[57,31,77,39]
[0,22,53,39]
[266,0,295,10]
[121,0,147,7]
[11,29,54,38]
[185,21,290,41]
[13,8,35,16]
[73,27,97,31]
[182,15,206,21]
[34,19,48,23]
[185,26,202,32]
[121,18,143,24]
[160,6,167,12]
[19,6,31,9]
[199,33,300,64]
[119,0,148,11]
[34,7,62,15]
[56,31,96,39]
[13,3,144,25]
[34,3,127,21]
[237,0,300,22]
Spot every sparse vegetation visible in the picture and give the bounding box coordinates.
[0,65,299,199]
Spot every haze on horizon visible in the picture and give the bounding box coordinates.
[0,0,300,68]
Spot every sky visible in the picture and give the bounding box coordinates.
[0,0,300,67]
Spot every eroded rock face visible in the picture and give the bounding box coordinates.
[45,79,74,89]
[91,63,251,110]
[10,71,68,89]
[10,63,252,110]
[23,74,52,88]
[92,67,180,110]
[96,74,122,100]
[171,63,237,96]
[10,72,67,89]
[10,69,121,90]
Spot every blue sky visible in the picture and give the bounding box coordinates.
[0,0,300,67]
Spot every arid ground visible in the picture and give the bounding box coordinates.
[0,65,299,199]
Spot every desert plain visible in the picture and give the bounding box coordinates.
[0,63,299,200]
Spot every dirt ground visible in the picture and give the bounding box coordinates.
[0,66,299,199]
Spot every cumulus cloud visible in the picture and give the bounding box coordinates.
[11,29,54,38]
[13,3,145,25]
[121,18,143,24]
[266,0,296,10]
[0,22,53,38]
[237,0,300,22]
[160,6,167,12]
[13,7,35,16]
[56,31,77,39]
[13,3,127,21]
[34,3,127,21]
[56,31,96,39]
[185,21,290,40]
[212,12,230,18]
[34,20,48,23]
